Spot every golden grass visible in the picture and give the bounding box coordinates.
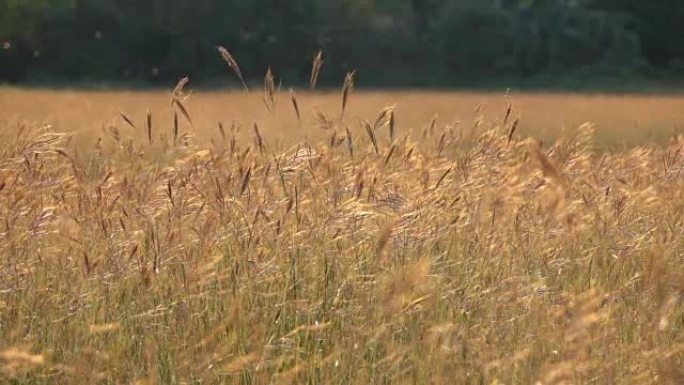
[3,88,684,148]
[1,84,684,384]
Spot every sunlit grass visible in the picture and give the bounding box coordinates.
[2,87,684,148]
[1,84,684,384]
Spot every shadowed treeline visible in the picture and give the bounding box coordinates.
[2,0,684,86]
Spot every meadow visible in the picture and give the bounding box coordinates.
[3,87,684,148]
[1,80,684,384]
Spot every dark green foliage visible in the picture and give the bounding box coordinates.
[0,0,679,85]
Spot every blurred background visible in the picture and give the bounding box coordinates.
[1,0,683,89]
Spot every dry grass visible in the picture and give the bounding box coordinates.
[3,88,684,148]
[1,82,684,384]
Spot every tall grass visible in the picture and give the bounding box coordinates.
[1,74,684,385]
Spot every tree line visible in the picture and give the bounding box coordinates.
[1,0,682,86]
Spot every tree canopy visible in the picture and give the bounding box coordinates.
[0,0,681,85]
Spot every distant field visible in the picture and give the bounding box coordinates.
[2,88,684,148]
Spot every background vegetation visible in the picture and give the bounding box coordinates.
[2,0,683,86]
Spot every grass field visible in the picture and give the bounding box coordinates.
[3,88,684,148]
[1,83,684,384]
